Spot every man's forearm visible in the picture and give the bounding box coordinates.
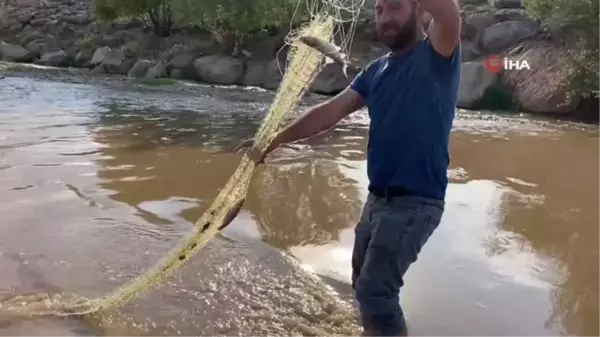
[272,102,342,147]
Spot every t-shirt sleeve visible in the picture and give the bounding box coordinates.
[349,66,370,100]
[426,38,461,75]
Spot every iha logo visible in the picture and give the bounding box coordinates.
[484,55,531,73]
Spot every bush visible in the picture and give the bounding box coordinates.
[92,0,174,36]
[173,0,300,55]
[524,0,599,99]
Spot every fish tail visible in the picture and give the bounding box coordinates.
[342,64,348,78]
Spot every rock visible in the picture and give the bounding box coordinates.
[516,89,580,114]
[479,20,537,53]
[262,58,285,90]
[243,60,270,87]
[461,41,479,62]
[74,48,94,68]
[36,49,69,66]
[30,17,50,27]
[101,34,123,48]
[100,47,136,74]
[0,42,35,62]
[145,60,167,78]
[61,14,89,25]
[489,0,523,8]
[311,63,354,94]
[90,46,110,66]
[461,13,496,41]
[167,52,199,80]
[122,41,139,59]
[493,9,529,22]
[127,59,154,77]
[457,61,499,109]
[193,55,244,85]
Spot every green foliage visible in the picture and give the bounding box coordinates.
[173,0,300,38]
[524,0,599,98]
[92,0,174,36]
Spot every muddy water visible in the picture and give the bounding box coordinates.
[0,73,598,336]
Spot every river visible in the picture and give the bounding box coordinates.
[0,69,598,336]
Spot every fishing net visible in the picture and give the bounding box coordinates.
[0,0,365,324]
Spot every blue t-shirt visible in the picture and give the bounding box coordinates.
[350,38,461,200]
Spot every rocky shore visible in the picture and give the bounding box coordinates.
[0,0,596,120]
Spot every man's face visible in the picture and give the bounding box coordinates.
[375,0,419,50]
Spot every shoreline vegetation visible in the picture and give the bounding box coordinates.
[0,0,598,123]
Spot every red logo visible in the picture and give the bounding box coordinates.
[484,55,503,73]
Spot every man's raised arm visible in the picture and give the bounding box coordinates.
[418,0,461,57]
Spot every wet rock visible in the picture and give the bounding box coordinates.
[36,49,69,66]
[74,48,94,68]
[145,60,167,78]
[0,42,35,62]
[167,52,199,80]
[90,46,110,66]
[457,61,499,109]
[100,47,136,74]
[193,55,244,85]
[479,20,537,53]
[127,59,153,77]
[489,0,523,9]
[311,63,354,95]
[243,60,270,87]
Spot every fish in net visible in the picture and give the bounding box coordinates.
[0,0,366,322]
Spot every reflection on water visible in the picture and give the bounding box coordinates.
[0,75,598,336]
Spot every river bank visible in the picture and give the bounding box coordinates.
[1,0,598,122]
[0,71,598,335]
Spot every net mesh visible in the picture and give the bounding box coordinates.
[0,0,362,323]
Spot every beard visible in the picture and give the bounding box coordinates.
[377,11,419,50]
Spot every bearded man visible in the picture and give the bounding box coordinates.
[237,0,461,335]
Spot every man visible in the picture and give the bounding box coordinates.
[237,0,461,335]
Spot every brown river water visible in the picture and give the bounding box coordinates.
[0,70,598,336]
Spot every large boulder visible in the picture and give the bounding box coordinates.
[243,60,270,87]
[167,52,200,80]
[489,0,523,9]
[493,9,530,22]
[90,46,110,66]
[74,48,94,68]
[457,61,500,109]
[145,60,167,78]
[461,13,496,41]
[127,59,154,77]
[100,47,136,74]
[262,58,285,90]
[0,42,35,62]
[479,20,538,53]
[310,63,354,95]
[36,49,69,66]
[193,55,244,85]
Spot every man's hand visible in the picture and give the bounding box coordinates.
[234,138,278,164]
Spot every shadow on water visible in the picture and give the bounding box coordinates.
[0,75,598,336]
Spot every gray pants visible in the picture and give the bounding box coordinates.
[351,192,445,335]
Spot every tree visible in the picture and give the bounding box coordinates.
[93,0,174,37]
[524,0,599,99]
[173,0,300,56]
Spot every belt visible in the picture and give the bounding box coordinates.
[368,185,438,200]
